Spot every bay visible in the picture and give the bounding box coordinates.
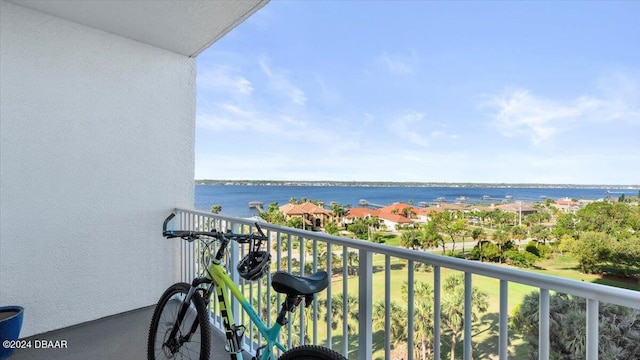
[194,185,638,218]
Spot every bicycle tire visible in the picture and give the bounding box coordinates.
[278,345,347,360]
[147,282,211,360]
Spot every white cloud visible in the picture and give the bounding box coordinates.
[377,50,416,75]
[197,103,304,137]
[258,58,307,105]
[388,110,455,147]
[390,111,430,146]
[485,77,640,145]
[197,65,253,95]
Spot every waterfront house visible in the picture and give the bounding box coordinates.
[279,202,333,231]
[554,197,582,213]
[344,207,380,225]
[495,202,538,216]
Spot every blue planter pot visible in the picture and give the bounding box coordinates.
[0,306,24,359]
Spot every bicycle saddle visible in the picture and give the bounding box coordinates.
[271,271,328,296]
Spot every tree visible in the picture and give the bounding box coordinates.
[512,292,640,360]
[400,230,423,251]
[510,225,527,250]
[401,281,435,360]
[324,221,340,236]
[530,224,550,245]
[570,231,613,274]
[471,228,486,261]
[434,212,466,255]
[440,274,489,360]
[330,203,346,225]
[492,229,510,263]
[372,281,434,360]
[422,221,444,253]
[347,251,359,276]
[260,202,286,225]
[210,205,222,214]
[575,202,639,237]
[373,300,408,350]
[320,294,359,334]
[402,206,416,219]
[287,217,304,229]
[552,213,578,240]
[347,218,369,240]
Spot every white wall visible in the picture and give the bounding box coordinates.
[0,1,195,336]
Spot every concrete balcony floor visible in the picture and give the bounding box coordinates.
[12,306,248,360]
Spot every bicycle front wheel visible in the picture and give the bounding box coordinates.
[147,282,211,360]
[279,345,347,360]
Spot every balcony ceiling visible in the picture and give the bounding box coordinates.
[8,0,269,57]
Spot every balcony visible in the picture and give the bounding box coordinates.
[9,208,638,360]
[167,208,638,360]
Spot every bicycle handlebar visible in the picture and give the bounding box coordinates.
[162,213,267,243]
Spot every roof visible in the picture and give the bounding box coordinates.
[345,207,380,219]
[378,213,414,224]
[378,202,418,215]
[280,202,332,216]
[495,203,537,213]
[9,0,269,57]
[555,198,580,206]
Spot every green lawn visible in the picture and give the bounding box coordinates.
[247,249,638,359]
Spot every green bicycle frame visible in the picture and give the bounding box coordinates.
[206,258,288,360]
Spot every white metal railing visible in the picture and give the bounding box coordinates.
[173,208,640,360]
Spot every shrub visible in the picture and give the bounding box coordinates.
[471,241,500,262]
[504,250,538,268]
[525,243,540,257]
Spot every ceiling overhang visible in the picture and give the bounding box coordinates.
[8,0,269,57]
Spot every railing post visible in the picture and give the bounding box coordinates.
[433,266,441,360]
[384,256,391,360]
[539,289,550,360]
[408,261,414,360]
[230,222,241,328]
[586,299,599,360]
[358,249,373,360]
[499,280,509,360]
[464,272,472,360]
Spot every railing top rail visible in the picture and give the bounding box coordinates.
[175,208,640,309]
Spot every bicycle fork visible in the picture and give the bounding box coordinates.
[165,278,212,354]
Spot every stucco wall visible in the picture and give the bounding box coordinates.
[0,1,195,336]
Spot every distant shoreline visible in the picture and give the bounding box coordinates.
[195,180,639,190]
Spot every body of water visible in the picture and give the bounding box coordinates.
[194,185,638,218]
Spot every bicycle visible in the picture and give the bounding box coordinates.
[147,213,347,360]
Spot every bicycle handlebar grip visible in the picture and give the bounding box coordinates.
[162,213,176,237]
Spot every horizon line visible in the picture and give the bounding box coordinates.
[194,179,640,188]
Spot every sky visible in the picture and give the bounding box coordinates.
[194,1,640,185]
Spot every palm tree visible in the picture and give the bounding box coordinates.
[372,281,435,360]
[512,292,640,360]
[441,274,489,360]
[319,294,359,334]
[402,206,416,219]
[330,203,346,223]
[347,251,359,276]
[402,281,435,360]
[373,300,408,350]
[471,228,486,261]
[510,225,527,250]
[492,229,509,263]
